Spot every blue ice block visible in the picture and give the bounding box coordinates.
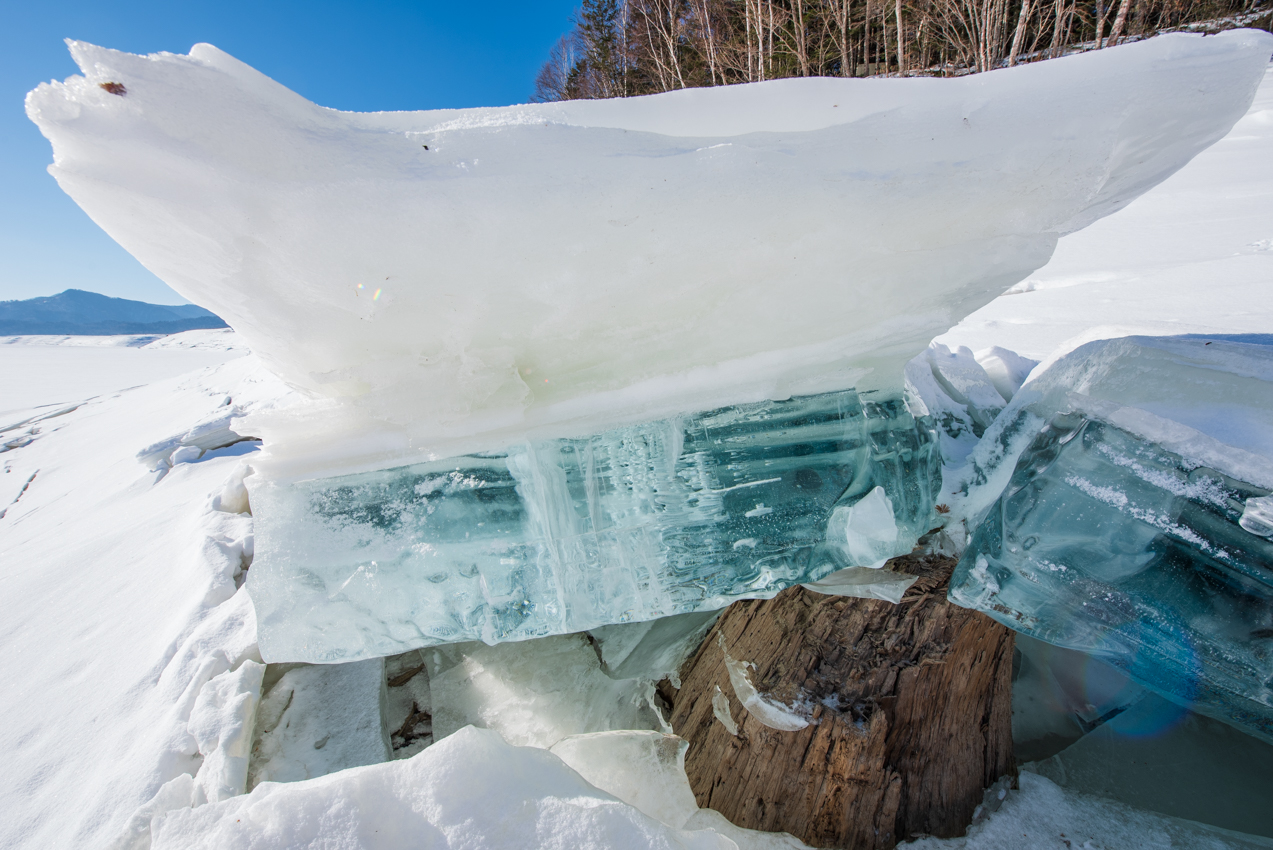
[949,338,1273,742]
[250,389,939,663]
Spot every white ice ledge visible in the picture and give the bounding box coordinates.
[25,32,1273,480]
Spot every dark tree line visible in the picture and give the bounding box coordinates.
[535,0,1271,99]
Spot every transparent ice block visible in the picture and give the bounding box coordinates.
[950,412,1273,743]
[249,389,939,663]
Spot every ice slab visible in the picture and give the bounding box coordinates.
[548,731,814,848]
[1009,633,1147,763]
[25,34,1272,479]
[422,634,666,749]
[249,388,939,662]
[801,565,918,604]
[905,341,1012,476]
[550,731,702,829]
[589,610,720,684]
[949,336,1273,742]
[247,659,390,788]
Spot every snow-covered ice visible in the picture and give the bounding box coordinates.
[0,344,292,850]
[25,33,1271,481]
[903,771,1273,850]
[938,64,1273,360]
[148,725,819,850]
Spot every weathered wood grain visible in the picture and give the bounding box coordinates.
[664,554,1014,849]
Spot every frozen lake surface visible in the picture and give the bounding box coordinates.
[0,331,244,421]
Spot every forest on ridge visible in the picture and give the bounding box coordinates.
[534,0,1273,99]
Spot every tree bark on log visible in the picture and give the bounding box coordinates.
[662,554,1015,849]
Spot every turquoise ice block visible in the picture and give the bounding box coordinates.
[250,389,940,663]
[951,412,1273,743]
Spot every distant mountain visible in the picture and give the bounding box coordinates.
[0,289,228,336]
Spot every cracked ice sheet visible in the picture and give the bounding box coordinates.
[0,342,294,850]
[938,64,1273,361]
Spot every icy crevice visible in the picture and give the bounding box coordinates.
[0,470,37,520]
[138,404,260,481]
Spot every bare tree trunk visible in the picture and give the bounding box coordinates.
[881,1,891,71]
[768,0,776,78]
[1049,0,1067,56]
[793,0,811,74]
[619,3,631,96]
[1061,0,1076,50]
[696,0,721,85]
[756,0,766,80]
[977,0,988,71]
[835,0,855,75]
[745,0,755,80]
[1007,0,1031,63]
[664,1,688,86]
[636,0,687,92]
[1106,0,1133,45]
[864,0,872,73]
[895,0,906,71]
[749,0,767,80]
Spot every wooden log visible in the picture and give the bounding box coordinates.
[662,553,1015,849]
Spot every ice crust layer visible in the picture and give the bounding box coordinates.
[252,389,937,662]
[948,336,1273,742]
[24,33,1273,478]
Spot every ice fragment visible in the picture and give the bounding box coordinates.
[1240,494,1273,537]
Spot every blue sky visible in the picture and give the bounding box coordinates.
[0,0,578,304]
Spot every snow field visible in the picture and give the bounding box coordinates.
[0,329,243,420]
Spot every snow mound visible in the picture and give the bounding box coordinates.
[25,32,1272,480]
[149,725,773,849]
